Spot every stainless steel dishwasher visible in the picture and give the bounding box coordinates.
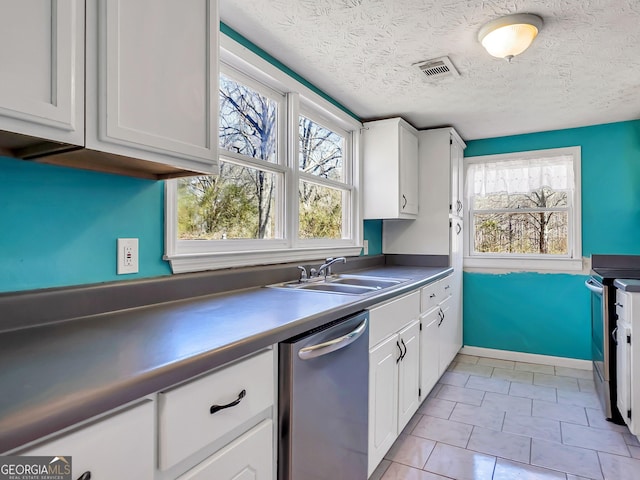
[279,310,369,480]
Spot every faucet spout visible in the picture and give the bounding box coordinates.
[315,257,347,278]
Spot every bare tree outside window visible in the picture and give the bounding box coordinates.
[177,74,350,241]
[473,187,568,254]
[298,116,346,239]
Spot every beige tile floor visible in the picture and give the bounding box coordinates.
[370,354,640,480]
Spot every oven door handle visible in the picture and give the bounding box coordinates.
[585,278,604,295]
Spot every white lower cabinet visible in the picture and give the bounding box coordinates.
[419,307,441,397]
[20,400,154,479]
[176,419,273,480]
[419,275,461,400]
[397,321,421,430]
[615,288,639,436]
[158,349,274,471]
[368,334,399,474]
[12,348,276,480]
[367,291,421,476]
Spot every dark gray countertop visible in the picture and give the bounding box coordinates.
[0,265,451,453]
[614,278,640,292]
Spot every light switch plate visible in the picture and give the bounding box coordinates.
[117,238,139,274]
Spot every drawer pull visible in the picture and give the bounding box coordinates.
[210,390,246,414]
[429,293,436,298]
[616,302,624,308]
[77,472,91,480]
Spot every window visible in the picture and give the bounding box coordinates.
[165,35,362,273]
[464,147,582,271]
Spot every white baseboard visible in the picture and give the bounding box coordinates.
[460,346,592,370]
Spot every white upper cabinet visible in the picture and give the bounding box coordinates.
[383,127,466,255]
[85,0,218,175]
[0,0,84,148]
[0,0,219,179]
[363,118,419,219]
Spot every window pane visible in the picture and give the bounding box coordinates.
[299,115,344,181]
[299,181,344,239]
[178,162,278,240]
[474,187,568,210]
[473,211,568,255]
[219,74,277,162]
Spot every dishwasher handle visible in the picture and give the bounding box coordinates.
[298,318,368,360]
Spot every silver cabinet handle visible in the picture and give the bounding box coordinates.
[456,200,463,213]
[402,194,407,209]
[616,302,624,308]
[429,293,436,298]
[298,319,367,360]
[456,223,462,235]
[612,326,619,345]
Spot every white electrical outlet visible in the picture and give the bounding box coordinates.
[117,238,139,274]
[363,239,369,255]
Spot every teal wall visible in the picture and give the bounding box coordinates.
[464,119,640,360]
[0,157,171,292]
[363,220,383,255]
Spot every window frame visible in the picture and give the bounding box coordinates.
[463,146,582,272]
[164,35,362,274]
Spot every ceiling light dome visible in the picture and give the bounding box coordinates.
[478,13,543,61]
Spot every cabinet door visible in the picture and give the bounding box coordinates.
[0,0,84,145]
[400,123,419,215]
[397,320,421,431]
[450,135,464,218]
[438,298,457,375]
[86,0,218,172]
[21,401,154,479]
[368,334,400,476]
[617,321,632,426]
[177,419,273,480]
[420,309,441,399]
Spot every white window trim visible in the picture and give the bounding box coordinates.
[463,146,582,273]
[164,35,363,274]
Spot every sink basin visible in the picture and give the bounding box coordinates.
[267,274,408,295]
[330,275,405,289]
[295,283,376,294]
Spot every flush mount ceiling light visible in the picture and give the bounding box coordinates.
[478,13,543,61]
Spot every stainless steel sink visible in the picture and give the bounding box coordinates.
[330,275,405,288]
[267,274,408,295]
[295,283,376,294]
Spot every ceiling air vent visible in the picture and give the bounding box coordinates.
[415,56,460,80]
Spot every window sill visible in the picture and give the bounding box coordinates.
[463,256,586,274]
[165,246,364,274]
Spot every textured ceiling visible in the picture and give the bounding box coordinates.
[219,0,640,140]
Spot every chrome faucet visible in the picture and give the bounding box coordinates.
[313,257,347,279]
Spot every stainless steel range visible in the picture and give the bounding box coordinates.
[588,255,640,424]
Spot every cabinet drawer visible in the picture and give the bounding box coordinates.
[176,419,273,480]
[421,281,440,312]
[617,290,629,321]
[369,291,420,347]
[21,400,154,479]
[420,276,453,312]
[158,349,274,470]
